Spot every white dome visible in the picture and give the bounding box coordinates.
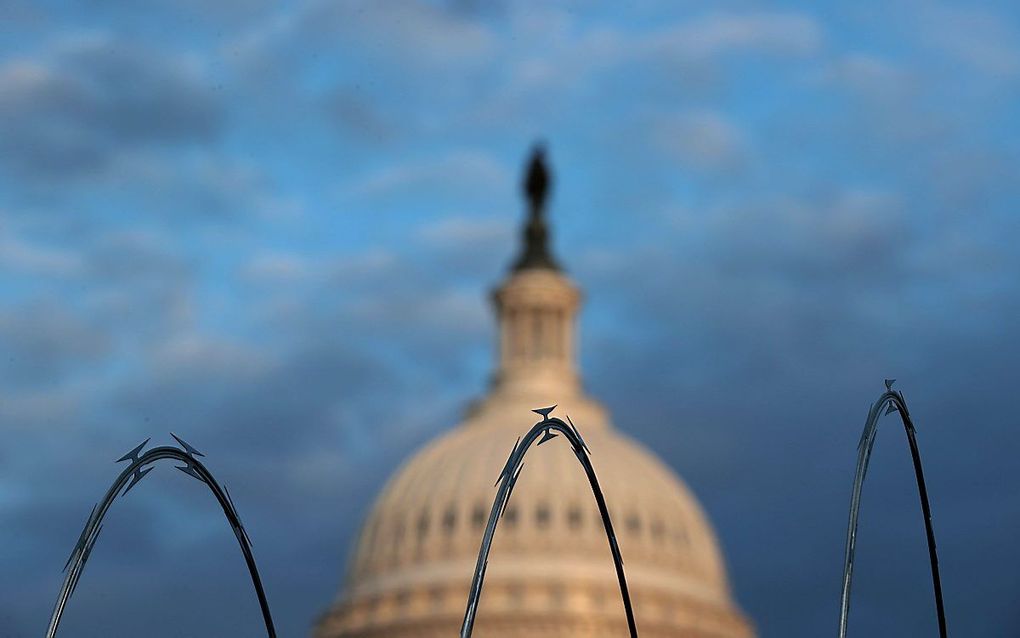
[315,397,753,638]
[316,149,754,638]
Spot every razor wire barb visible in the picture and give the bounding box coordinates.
[46,434,276,638]
[459,406,638,638]
[838,380,947,638]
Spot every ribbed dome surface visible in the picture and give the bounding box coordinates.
[316,401,754,638]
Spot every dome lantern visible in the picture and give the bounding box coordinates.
[490,145,582,404]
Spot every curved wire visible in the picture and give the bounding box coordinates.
[459,406,638,638]
[46,435,276,638]
[838,382,946,638]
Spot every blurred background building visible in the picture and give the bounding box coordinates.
[315,148,754,638]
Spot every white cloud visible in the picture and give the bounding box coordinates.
[344,150,511,200]
[920,5,1020,76]
[469,9,824,130]
[148,333,270,378]
[646,12,824,60]
[229,0,496,78]
[649,110,746,172]
[822,53,917,99]
[0,386,83,429]
[243,253,311,283]
[0,298,112,386]
[93,151,296,221]
[419,216,513,247]
[0,33,222,178]
[0,232,83,277]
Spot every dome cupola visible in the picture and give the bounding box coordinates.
[490,144,583,404]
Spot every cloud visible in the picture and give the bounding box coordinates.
[648,110,747,172]
[647,12,824,60]
[103,152,294,221]
[919,5,1020,76]
[0,299,111,387]
[243,252,312,284]
[0,383,85,430]
[419,215,514,247]
[471,9,825,127]
[822,53,918,100]
[295,0,495,66]
[322,88,402,143]
[577,187,921,404]
[0,229,84,277]
[148,333,271,379]
[343,150,512,203]
[0,33,288,225]
[228,5,825,144]
[709,189,909,280]
[229,0,495,85]
[0,33,223,180]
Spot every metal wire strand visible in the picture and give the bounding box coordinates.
[838,382,947,638]
[46,435,276,638]
[459,406,638,638]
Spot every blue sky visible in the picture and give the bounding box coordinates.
[1,0,1019,636]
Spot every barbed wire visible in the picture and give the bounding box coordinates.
[838,380,947,637]
[46,384,948,637]
[46,434,276,638]
[459,406,638,638]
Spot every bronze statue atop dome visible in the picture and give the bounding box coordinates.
[524,144,550,212]
[513,142,561,272]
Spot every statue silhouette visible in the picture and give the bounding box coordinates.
[513,142,560,272]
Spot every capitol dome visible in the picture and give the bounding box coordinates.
[315,146,754,638]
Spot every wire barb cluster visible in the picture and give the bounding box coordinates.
[46,434,276,638]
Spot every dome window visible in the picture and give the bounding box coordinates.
[429,587,444,611]
[507,583,524,608]
[535,503,551,528]
[416,513,429,542]
[504,505,518,528]
[364,596,379,621]
[626,513,641,534]
[393,521,405,549]
[549,584,565,607]
[567,506,582,530]
[395,590,409,610]
[442,507,457,534]
[471,504,486,529]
